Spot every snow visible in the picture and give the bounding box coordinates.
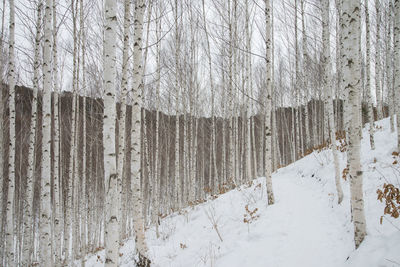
[81,118,400,267]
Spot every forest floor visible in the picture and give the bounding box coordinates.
[82,118,400,267]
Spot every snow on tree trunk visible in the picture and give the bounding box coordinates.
[40,0,53,265]
[264,0,275,205]
[103,0,120,264]
[341,0,367,248]
[131,0,150,265]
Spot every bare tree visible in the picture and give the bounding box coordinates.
[342,0,367,249]
[264,0,274,205]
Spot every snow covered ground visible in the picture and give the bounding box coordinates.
[82,118,400,267]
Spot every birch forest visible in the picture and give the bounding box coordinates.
[0,0,400,266]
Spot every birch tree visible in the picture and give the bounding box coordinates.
[375,0,383,120]
[264,0,275,205]
[365,0,376,150]
[395,0,400,151]
[118,0,130,241]
[322,0,343,204]
[341,0,367,248]
[131,0,151,265]
[39,0,53,265]
[173,0,181,209]
[0,0,5,258]
[103,0,119,265]
[52,0,62,265]
[5,0,16,265]
[22,2,42,265]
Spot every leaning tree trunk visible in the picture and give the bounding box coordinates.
[131,0,150,265]
[264,0,275,205]
[342,0,367,249]
[103,0,120,265]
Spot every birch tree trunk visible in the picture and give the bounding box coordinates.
[322,0,344,204]
[154,1,162,238]
[342,0,367,248]
[131,0,150,265]
[5,0,16,265]
[386,1,394,133]
[365,0,376,150]
[376,0,383,120]
[174,0,181,210]
[103,0,119,265]
[395,0,400,151]
[22,2,42,265]
[79,0,87,262]
[265,0,275,205]
[202,0,218,194]
[52,0,62,265]
[65,1,78,262]
[40,0,53,265]
[301,0,310,152]
[0,0,5,261]
[118,0,130,241]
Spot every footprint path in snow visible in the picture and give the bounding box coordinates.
[217,175,352,267]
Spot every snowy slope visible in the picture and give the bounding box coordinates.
[82,118,400,267]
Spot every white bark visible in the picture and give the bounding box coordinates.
[22,2,42,265]
[201,0,218,193]
[365,0,376,150]
[79,0,87,263]
[40,0,53,265]
[103,0,119,264]
[52,0,62,265]
[375,0,383,120]
[342,0,367,248]
[301,0,310,151]
[395,0,400,151]
[131,0,150,265]
[386,1,394,133]
[265,0,275,205]
[65,1,78,262]
[0,1,4,260]
[118,0,130,241]
[322,0,343,204]
[5,0,16,265]
[174,0,181,209]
